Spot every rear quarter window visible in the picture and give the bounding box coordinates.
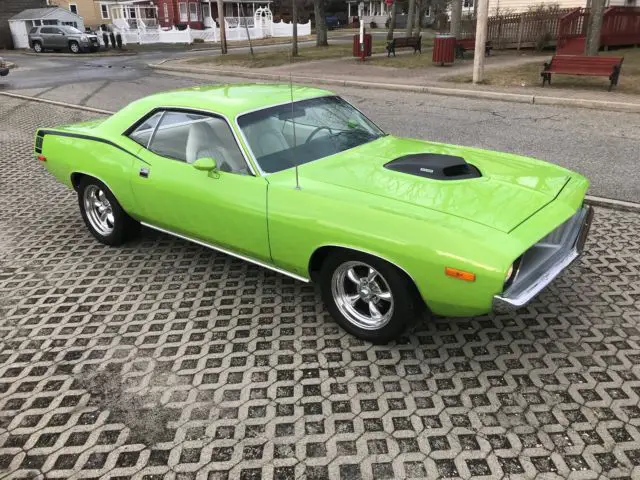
[29,27,38,34]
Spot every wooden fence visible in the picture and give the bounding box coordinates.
[457,8,575,50]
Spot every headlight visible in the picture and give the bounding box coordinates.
[80,35,88,41]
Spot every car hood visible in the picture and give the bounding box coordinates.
[298,136,573,233]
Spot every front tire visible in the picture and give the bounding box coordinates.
[78,178,138,246]
[69,41,80,53]
[319,251,420,343]
[32,41,43,53]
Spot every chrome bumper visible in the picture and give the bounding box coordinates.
[493,205,593,313]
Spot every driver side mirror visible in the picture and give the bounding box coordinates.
[192,157,217,172]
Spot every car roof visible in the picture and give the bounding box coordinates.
[120,84,334,120]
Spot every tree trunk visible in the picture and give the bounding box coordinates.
[585,0,605,55]
[292,0,299,56]
[217,0,227,54]
[387,1,397,40]
[314,0,328,46]
[450,0,462,38]
[414,5,424,36]
[406,0,415,36]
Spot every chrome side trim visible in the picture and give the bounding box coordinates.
[493,206,593,313]
[140,222,310,283]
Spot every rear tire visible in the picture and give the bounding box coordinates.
[319,250,420,344]
[77,177,139,246]
[69,41,80,54]
[32,41,42,53]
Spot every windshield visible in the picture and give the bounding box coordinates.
[62,26,84,34]
[237,96,384,174]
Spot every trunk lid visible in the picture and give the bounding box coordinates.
[299,136,571,233]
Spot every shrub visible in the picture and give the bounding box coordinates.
[370,20,377,28]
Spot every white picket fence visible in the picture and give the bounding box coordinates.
[111,18,310,45]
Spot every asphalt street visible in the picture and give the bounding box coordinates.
[1,47,639,203]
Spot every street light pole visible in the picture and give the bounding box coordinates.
[472,0,489,83]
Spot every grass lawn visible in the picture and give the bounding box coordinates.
[444,47,640,94]
[185,40,388,68]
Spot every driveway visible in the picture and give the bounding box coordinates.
[1,92,640,479]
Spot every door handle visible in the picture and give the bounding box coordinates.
[139,168,149,178]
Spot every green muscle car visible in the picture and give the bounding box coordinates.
[35,84,592,343]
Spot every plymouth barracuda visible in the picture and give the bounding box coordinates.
[34,84,592,343]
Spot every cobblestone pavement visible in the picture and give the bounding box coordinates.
[1,97,640,480]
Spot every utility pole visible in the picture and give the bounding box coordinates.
[292,0,299,56]
[450,0,462,38]
[585,0,605,55]
[217,0,227,54]
[472,0,489,83]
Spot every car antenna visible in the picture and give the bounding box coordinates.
[289,71,300,190]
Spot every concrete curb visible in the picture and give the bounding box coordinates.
[585,195,640,213]
[0,91,113,115]
[3,90,639,213]
[150,62,640,113]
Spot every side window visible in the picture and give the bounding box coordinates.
[29,27,38,34]
[146,111,249,174]
[40,27,51,34]
[128,111,164,148]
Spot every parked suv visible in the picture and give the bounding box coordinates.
[28,25,99,54]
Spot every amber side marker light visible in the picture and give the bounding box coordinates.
[445,267,476,282]
[37,155,47,162]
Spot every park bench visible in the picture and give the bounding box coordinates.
[455,38,492,59]
[541,55,624,91]
[386,36,422,57]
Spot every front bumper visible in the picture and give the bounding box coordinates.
[493,205,593,313]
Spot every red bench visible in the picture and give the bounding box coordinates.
[455,39,492,59]
[541,55,624,91]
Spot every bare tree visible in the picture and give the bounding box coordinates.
[217,0,227,54]
[585,0,605,55]
[313,0,328,46]
[450,0,462,37]
[406,0,416,36]
[386,0,397,40]
[292,0,299,56]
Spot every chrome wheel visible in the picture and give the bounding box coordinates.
[33,43,42,53]
[331,261,394,330]
[83,185,114,236]
[70,42,80,53]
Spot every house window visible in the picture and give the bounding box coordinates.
[163,2,169,20]
[202,2,210,18]
[129,7,137,18]
[189,2,199,21]
[69,3,78,14]
[101,4,110,18]
[179,2,188,21]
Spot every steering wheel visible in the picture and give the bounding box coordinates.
[305,126,332,144]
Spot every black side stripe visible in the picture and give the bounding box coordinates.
[38,129,150,165]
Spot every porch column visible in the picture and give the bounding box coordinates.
[348,2,351,17]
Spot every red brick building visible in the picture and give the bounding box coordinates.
[99,0,271,29]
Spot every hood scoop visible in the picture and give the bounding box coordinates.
[384,153,481,180]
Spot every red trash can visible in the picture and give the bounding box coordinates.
[432,33,456,66]
[353,33,372,59]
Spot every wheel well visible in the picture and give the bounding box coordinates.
[70,172,87,191]
[308,245,425,308]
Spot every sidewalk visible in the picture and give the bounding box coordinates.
[151,52,640,113]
